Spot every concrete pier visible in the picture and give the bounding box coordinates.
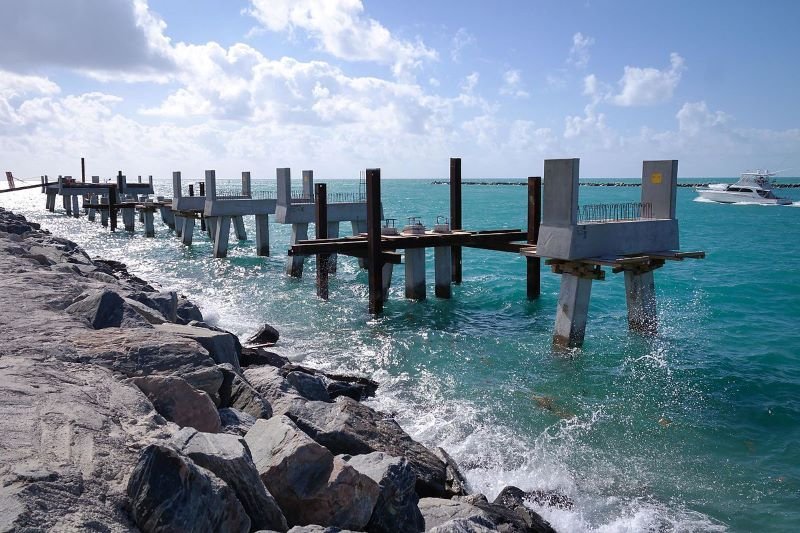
[233,216,247,240]
[143,209,156,237]
[71,195,80,218]
[382,262,394,300]
[100,197,109,227]
[404,247,426,300]
[553,273,593,348]
[286,223,309,276]
[213,216,231,258]
[624,270,657,333]
[181,216,195,245]
[255,214,269,256]
[434,246,452,298]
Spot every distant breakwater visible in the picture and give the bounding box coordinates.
[431,181,800,188]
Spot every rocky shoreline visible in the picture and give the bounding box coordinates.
[0,206,565,532]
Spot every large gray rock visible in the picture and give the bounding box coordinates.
[420,496,558,533]
[219,363,273,419]
[219,407,258,436]
[285,370,330,402]
[155,323,241,372]
[245,365,308,416]
[66,289,153,329]
[427,517,497,532]
[246,323,280,345]
[286,397,448,498]
[434,447,470,496]
[284,527,358,533]
[0,357,169,531]
[493,485,573,511]
[240,346,289,368]
[245,417,379,530]
[128,290,178,322]
[132,375,221,433]
[343,452,424,533]
[127,443,251,533]
[172,428,288,532]
[176,296,204,324]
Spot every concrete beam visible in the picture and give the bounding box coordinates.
[553,273,593,348]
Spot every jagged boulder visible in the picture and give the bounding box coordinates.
[127,444,250,533]
[493,485,573,511]
[285,397,448,498]
[245,416,379,530]
[176,296,204,324]
[172,428,288,532]
[246,323,280,345]
[434,447,470,496]
[155,323,241,372]
[219,407,257,436]
[66,289,152,329]
[244,365,308,416]
[218,363,273,419]
[132,375,221,433]
[343,452,424,533]
[421,495,558,533]
[240,346,289,368]
[285,371,330,402]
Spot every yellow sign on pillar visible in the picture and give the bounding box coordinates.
[651,172,662,184]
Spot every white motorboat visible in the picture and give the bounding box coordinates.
[696,170,792,205]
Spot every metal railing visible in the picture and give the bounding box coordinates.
[578,202,653,223]
[289,189,367,204]
[214,189,277,200]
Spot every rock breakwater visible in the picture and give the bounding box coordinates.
[0,206,560,532]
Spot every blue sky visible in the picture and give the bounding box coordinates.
[1,0,798,180]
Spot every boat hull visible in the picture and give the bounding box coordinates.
[695,188,792,205]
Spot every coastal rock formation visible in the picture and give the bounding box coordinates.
[247,322,281,345]
[171,427,288,531]
[343,451,425,533]
[219,363,274,419]
[245,416,379,529]
[131,375,222,433]
[286,396,451,498]
[127,443,251,532]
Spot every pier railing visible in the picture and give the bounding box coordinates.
[578,201,653,223]
[215,189,277,200]
[289,188,366,204]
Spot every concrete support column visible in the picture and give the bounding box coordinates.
[206,216,217,242]
[255,214,270,256]
[46,192,56,211]
[351,220,368,268]
[382,263,394,300]
[404,247,426,300]
[143,210,155,237]
[71,195,80,218]
[233,215,247,240]
[87,195,97,222]
[285,223,309,277]
[181,216,195,244]
[100,197,109,227]
[434,246,452,298]
[174,215,184,237]
[624,270,657,334]
[326,221,339,273]
[553,273,593,348]
[63,195,71,215]
[139,209,145,223]
[122,208,135,232]
[213,216,232,258]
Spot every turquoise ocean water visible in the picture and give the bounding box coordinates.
[3,177,799,532]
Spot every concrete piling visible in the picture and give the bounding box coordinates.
[624,270,657,333]
[255,214,269,256]
[404,248,426,300]
[434,246,452,298]
[213,216,231,258]
[233,216,247,240]
[553,273,593,348]
[181,216,195,245]
[143,209,155,237]
[286,223,309,277]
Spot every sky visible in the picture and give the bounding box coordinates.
[1,0,799,180]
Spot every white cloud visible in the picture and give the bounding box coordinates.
[0,70,60,99]
[611,52,685,107]
[451,28,476,63]
[676,101,730,135]
[245,0,436,79]
[0,0,174,80]
[500,69,529,98]
[568,32,595,69]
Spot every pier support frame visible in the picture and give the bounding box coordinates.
[213,216,232,258]
[450,158,463,284]
[71,195,80,218]
[286,223,309,277]
[404,248,426,300]
[233,215,247,241]
[624,268,658,334]
[181,216,195,245]
[434,246,452,298]
[255,215,270,256]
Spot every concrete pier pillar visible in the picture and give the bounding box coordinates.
[122,208,135,232]
[139,209,145,223]
[46,192,56,212]
[87,195,97,222]
[326,221,339,273]
[206,216,217,242]
[553,273,593,348]
[71,195,80,218]
[143,210,155,237]
[434,246,452,298]
[233,215,247,240]
[100,197,109,227]
[285,223,309,277]
[255,214,270,256]
[404,247,426,300]
[351,220,368,268]
[213,216,232,258]
[624,270,657,334]
[181,216,195,245]
[63,195,71,215]
[382,262,394,300]
[174,215,184,237]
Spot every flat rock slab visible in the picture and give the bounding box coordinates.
[132,375,221,433]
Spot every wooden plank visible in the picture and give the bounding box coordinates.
[450,157,462,284]
[366,168,383,314]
